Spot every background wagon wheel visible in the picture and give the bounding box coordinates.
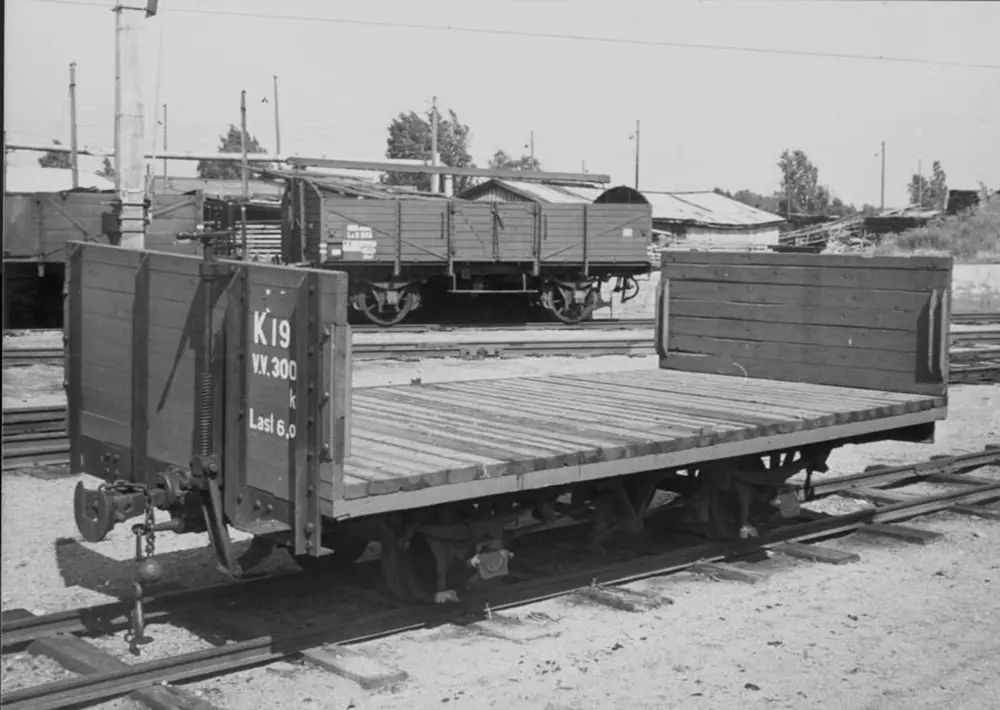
[697,459,777,541]
[354,283,418,327]
[379,531,447,604]
[291,532,370,574]
[543,283,599,324]
[697,473,743,541]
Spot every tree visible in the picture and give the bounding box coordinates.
[384,107,475,193]
[778,149,827,215]
[37,139,72,169]
[907,161,948,210]
[196,125,268,179]
[489,149,541,172]
[96,157,116,180]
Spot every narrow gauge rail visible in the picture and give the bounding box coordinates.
[3,448,998,710]
[4,447,997,653]
[3,327,999,368]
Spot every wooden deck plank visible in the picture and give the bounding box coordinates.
[574,373,909,423]
[325,369,946,509]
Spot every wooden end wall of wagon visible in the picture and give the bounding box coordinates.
[65,242,352,554]
[655,251,953,397]
[3,191,204,262]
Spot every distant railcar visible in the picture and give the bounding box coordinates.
[279,177,653,325]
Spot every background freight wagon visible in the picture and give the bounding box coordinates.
[279,176,653,326]
[2,190,203,329]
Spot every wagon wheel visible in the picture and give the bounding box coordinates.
[697,460,778,541]
[354,283,418,327]
[380,530,466,604]
[291,532,370,574]
[542,283,599,324]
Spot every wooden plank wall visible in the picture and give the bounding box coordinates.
[583,204,652,264]
[658,251,952,396]
[4,192,202,260]
[68,243,221,485]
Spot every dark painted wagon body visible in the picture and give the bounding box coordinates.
[280,176,653,325]
[67,242,951,603]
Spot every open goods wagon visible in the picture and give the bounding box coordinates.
[279,176,653,325]
[69,241,951,603]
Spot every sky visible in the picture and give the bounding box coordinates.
[5,0,1000,209]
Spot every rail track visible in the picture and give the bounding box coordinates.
[2,447,998,710]
[4,336,999,470]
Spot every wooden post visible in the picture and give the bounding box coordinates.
[69,63,79,189]
[430,96,439,194]
[273,75,281,156]
[115,3,148,250]
[634,119,640,190]
[880,141,886,211]
[162,103,167,184]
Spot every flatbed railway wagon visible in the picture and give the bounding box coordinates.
[279,176,653,326]
[68,241,952,604]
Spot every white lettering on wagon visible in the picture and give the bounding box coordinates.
[252,310,291,348]
[248,407,297,440]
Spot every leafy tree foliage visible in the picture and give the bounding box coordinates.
[384,108,475,192]
[196,125,268,179]
[489,149,541,172]
[778,149,830,214]
[908,160,948,210]
[37,139,72,169]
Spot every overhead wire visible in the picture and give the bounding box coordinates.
[22,0,1000,71]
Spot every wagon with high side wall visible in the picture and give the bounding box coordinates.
[68,240,952,604]
[279,176,653,326]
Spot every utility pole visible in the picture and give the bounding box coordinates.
[634,119,640,190]
[430,96,439,194]
[880,140,886,211]
[917,158,923,207]
[240,90,249,200]
[114,1,155,250]
[162,103,168,184]
[240,90,249,256]
[273,75,281,156]
[69,62,79,189]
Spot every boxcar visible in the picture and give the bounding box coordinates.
[67,242,951,603]
[279,177,653,325]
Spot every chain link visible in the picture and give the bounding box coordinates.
[143,489,156,559]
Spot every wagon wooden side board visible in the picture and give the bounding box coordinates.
[68,242,952,604]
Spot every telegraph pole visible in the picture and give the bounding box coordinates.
[429,96,440,194]
[634,119,640,190]
[240,90,249,200]
[880,141,886,211]
[162,103,168,184]
[114,1,158,250]
[69,62,79,189]
[273,75,281,156]
[917,158,923,207]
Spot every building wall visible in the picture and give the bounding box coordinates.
[653,222,780,251]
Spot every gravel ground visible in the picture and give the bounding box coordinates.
[3,346,999,709]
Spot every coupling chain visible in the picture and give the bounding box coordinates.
[142,488,156,559]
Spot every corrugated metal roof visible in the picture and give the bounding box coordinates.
[461,179,608,204]
[643,191,785,227]
[4,166,115,194]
